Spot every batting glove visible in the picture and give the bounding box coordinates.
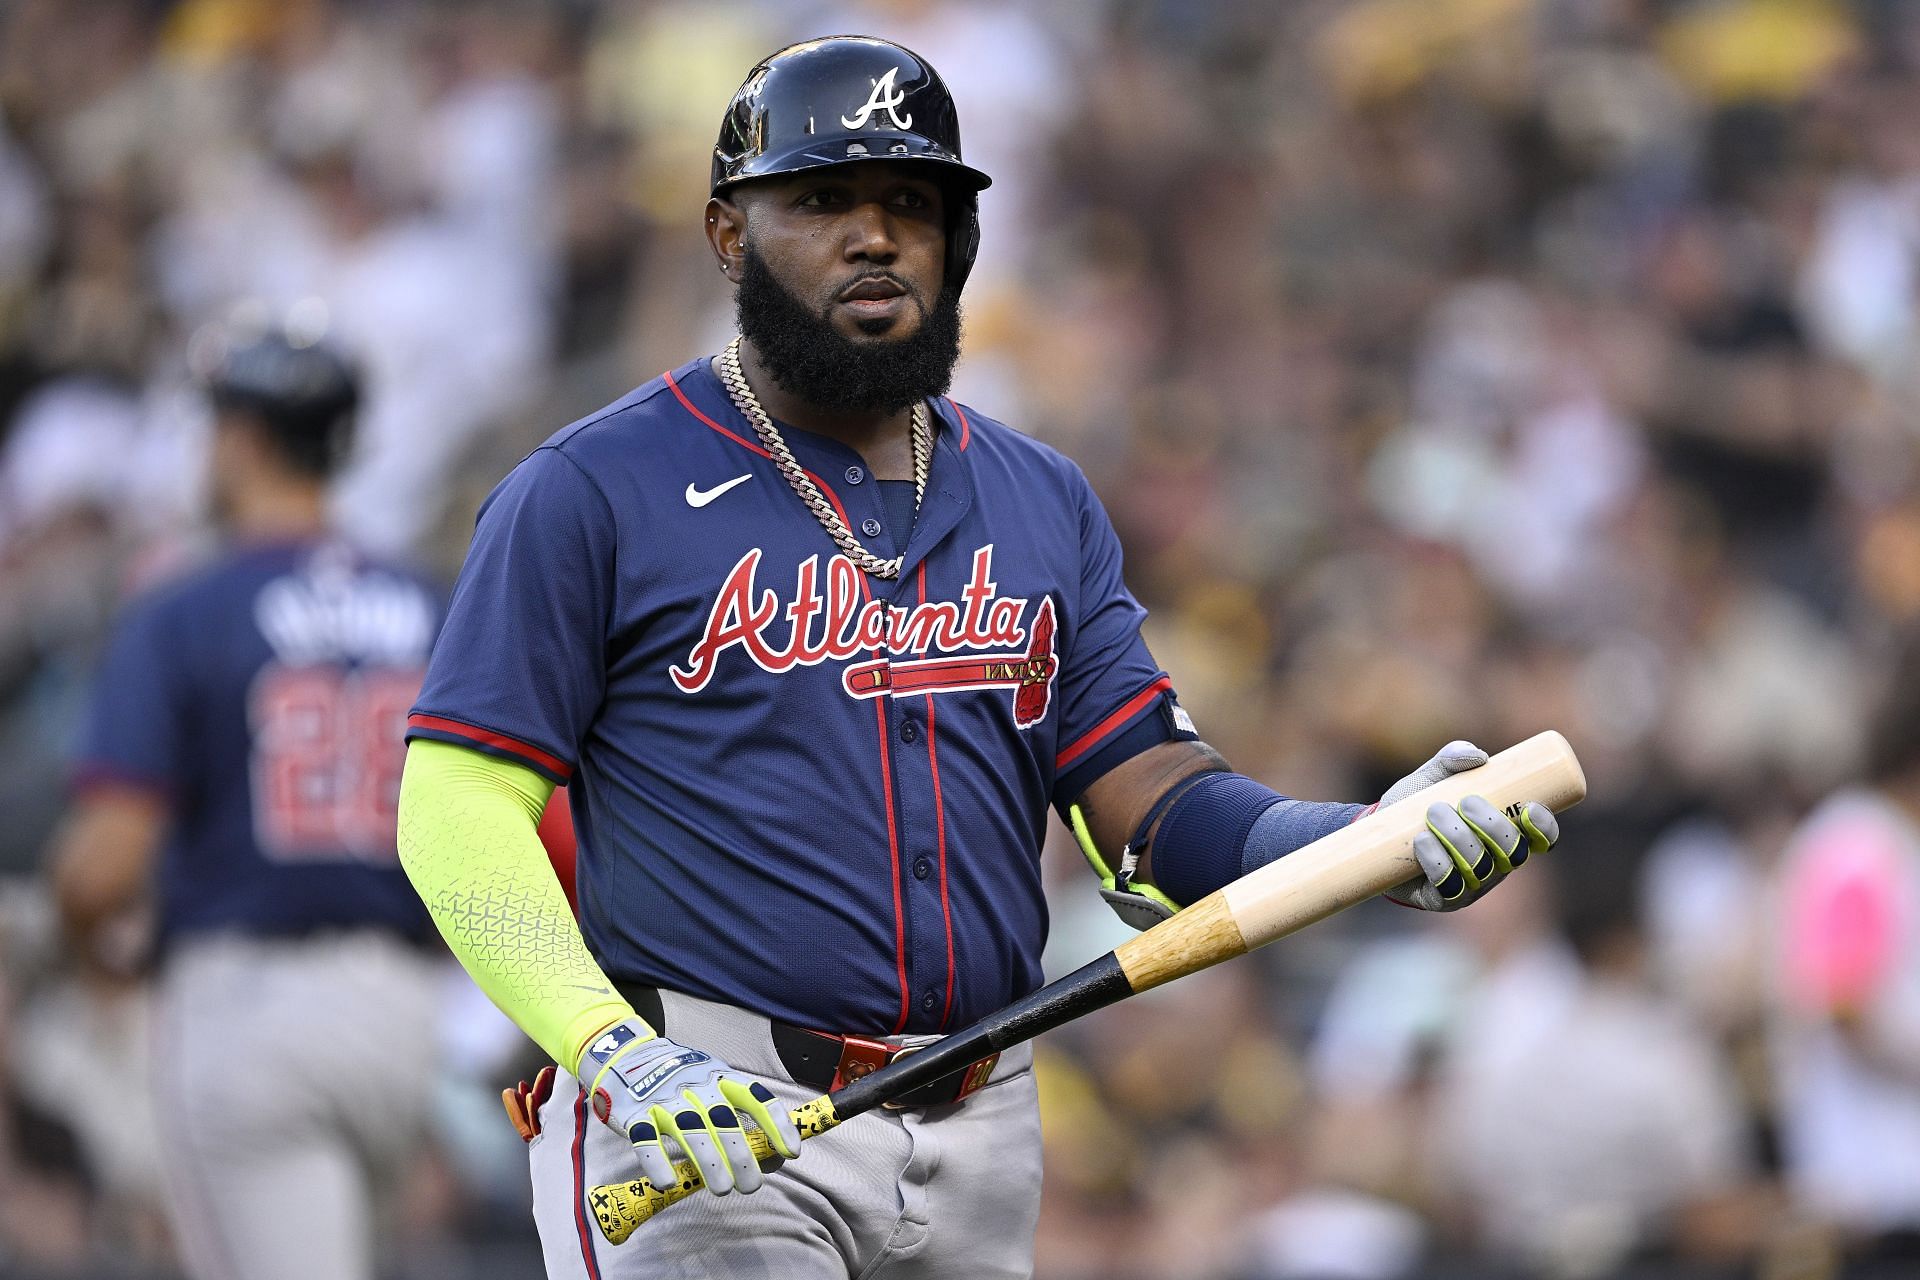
[1377,740,1559,912]
[580,1019,801,1196]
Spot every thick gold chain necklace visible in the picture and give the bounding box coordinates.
[716,335,931,580]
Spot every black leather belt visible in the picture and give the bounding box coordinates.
[617,983,998,1110]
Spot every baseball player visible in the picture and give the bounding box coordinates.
[396,36,1564,1280]
[50,326,447,1280]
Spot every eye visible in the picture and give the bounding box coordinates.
[797,189,844,208]
[893,186,945,214]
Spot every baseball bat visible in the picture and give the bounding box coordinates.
[587,729,1586,1245]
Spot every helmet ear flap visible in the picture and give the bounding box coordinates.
[947,196,981,296]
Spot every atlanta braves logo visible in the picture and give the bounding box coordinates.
[840,596,1056,729]
[670,545,1058,729]
[841,66,913,130]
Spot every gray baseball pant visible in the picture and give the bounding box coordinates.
[529,988,1042,1279]
[149,932,444,1280]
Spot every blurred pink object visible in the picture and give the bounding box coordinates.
[1781,808,1908,1014]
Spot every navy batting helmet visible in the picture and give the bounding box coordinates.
[712,36,992,293]
[200,326,362,477]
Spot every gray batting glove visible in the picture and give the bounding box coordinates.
[580,1019,800,1196]
[1377,741,1559,912]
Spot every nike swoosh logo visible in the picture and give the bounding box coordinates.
[686,474,752,508]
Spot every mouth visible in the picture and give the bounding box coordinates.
[835,276,915,325]
[839,276,909,303]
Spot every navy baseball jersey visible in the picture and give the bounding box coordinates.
[409,358,1184,1034]
[76,540,442,948]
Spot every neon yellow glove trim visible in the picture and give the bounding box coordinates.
[1067,802,1182,914]
[397,739,640,1068]
[585,1027,663,1104]
[1426,821,1487,893]
[1068,802,1119,883]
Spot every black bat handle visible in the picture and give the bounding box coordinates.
[833,952,1132,1119]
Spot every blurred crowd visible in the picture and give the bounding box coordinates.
[5,0,1920,1276]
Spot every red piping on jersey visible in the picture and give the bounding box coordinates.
[831,476,910,1033]
[665,368,862,534]
[666,368,769,458]
[920,564,957,1029]
[672,364,910,1030]
[873,692,911,1034]
[572,1088,603,1280]
[406,713,573,781]
[944,396,971,451]
[1056,676,1174,771]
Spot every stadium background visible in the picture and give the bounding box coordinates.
[3,0,1919,1276]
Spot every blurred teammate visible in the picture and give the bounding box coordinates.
[397,36,1563,1279]
[49,325,447,1280]
[1770,653,1920,1266]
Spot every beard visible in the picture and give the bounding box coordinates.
[734,247,963,416]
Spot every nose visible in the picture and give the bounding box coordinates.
[843,200,899,264]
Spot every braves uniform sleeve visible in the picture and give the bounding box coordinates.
[1050,467,1191,805]
[74,592,189,793]
[408,447,614,780]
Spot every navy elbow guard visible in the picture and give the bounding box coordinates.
[1144,773,1364,909]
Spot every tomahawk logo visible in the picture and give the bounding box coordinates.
[842,66,913,130]
[842,596,1057,730]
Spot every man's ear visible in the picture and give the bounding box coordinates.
[706,196,747,282]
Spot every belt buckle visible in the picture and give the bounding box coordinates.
[830,1035,894,1093]
[880,1044,921,1110]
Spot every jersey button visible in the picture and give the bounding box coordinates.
[913,857,931,880]
[900,720,917,743]
[845,465,865,485]
[921,990,939,1013]
[861,518,882,538]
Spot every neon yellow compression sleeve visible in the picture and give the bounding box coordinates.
[397,738,635,1068]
